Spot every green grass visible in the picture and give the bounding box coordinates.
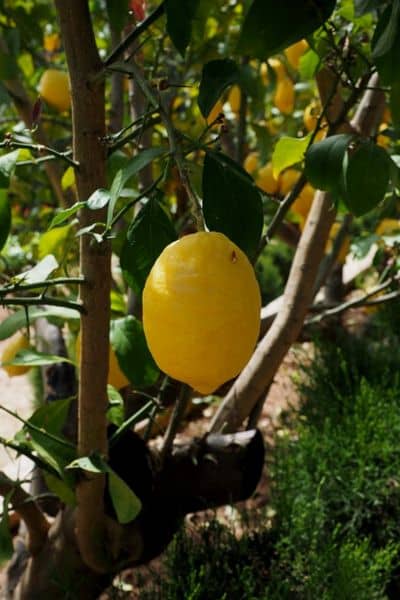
[136,306,400,599]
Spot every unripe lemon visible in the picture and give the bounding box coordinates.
[284,39,308,70]
[256,162,279,195]
[228,85,241,114]
[207,99,224,125]
[38,69,71,113]
[326,222,351,265]
[274,78,295,115]
[143,232,261,394]
[76,331,129,390]
[291,183,314,218]
[279,168,301,196]
[1,332,31,377]
[243,151,259,174]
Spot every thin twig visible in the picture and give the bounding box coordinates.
[0,276,85,296]
[160,384,191,465]
[0,139,78,168]
[0,296,85,313]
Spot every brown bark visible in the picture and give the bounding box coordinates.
[54,1,112,572]
[210,72,384,434]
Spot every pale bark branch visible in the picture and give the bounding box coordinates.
[210,71,384,434]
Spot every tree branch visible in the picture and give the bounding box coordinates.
[0,472,49,556]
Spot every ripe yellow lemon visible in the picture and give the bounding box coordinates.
[228,85,241,114]
[268,58,286,81]
[291,183,315,219]
[142,232,261,394]
[256,162,279,195]
[38,69,71,113]
[243,151,259,174]
[207,99,224,125]
[279,168,301,196]
[284,39,308,70]
[274,78,295,115]
[1,332,31,377]
[375,218,400,236]
[76,331,129,390]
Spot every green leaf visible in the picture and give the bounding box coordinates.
[108,468,142,524]
[0,50,18,80]
[372,0,400,59]
[202,152,263,260]
[298,49,320,80]
[43,472,76,506]
[1,348,73,368]
[106,0,130,32]
[107,385,125,426]
[66,455,105,474]
[107,147,165,226]
[198,59,239,118]
[28,397,73,436]
[0,150,19,188]
[165,0,200,56]
[15,254,58,285]
[120,196,177,295]
[237,0,336,59]
[272,134,311,179]
[0,189,11,253]
[304,134,353,192]
[372,2,400,85]
[38,225,72,261]
[341,141,391,216]
[0,491,14,566]
[48,202,85,229]
[61,166,75,190]
[87,188,111,210]
[110,316,159,388]
[0,306,80,341]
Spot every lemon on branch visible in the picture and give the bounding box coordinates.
[1,332,31,377]
[143,232,261,394]
[38,69,71,113]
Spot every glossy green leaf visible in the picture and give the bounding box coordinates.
[38,225,72,261]
[107,147,165,226]
[272,134,311,179]
[372,2,400,85]
[66,455,105,474]
[15,254,58,285]
[110,316,159,388]
[120,196,176,295]
[107,385,125,426]
[0,190,11,253]
[87,188,111,210]
[202,152,263,260]
[0,150,19,188]
[28,397,73,436]
[165,0,200,56]
[0,491,14,566]
[0,306,80,341]
[48,202,85,229]
[106,0,130,32]
[198,59,239,118]
[1,348,73,368]
[108,468,142,524]
[304,134,353,192]
[298,49,320,80]
[341,141,391,216]
[237,0,336,59]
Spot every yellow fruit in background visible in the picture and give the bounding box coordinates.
[256,162,279,194]
[375,218,400,236]
[243,151,260,174]
[228,85,241,114]
[38,69,71,113]
[1,332,31,377]
[284,39,309,70]
[44,32,61,53]
[76,331,130,390]
[260,62,269,85]
[274,78,295,114]
[377,123,390,148]
[143,232,261,394]
[303,100,321,132]
[207,99,224,125]
[291,183,315,218]
[268,58,286,81]
[279,168,301,196]
[326,222,351,265]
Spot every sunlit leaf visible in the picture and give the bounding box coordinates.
[272,135,311,179]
